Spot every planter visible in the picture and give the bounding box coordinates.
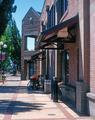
[44,80,51,93]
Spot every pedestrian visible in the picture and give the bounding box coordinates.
[2,71,6,84]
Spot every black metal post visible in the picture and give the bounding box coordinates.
[51,77,54,99]
[52,76,58,102]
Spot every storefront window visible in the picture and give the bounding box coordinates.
[61,50,69,85]
[65,51,69,84]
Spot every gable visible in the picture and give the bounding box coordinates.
[22,7,40,37]
[22,7,40,24]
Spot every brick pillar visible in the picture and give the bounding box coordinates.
[55,49,61,80]
[87,0,95,117]
[44,50,51,93]
[76,0,90,114]
[21,36,27,80]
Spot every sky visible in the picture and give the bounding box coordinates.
[13,0,44,50]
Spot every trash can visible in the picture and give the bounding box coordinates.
[52,77,58,102]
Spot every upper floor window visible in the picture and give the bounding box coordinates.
[47,5,55,29]
[56,0,68,23]
[50,5,55,27]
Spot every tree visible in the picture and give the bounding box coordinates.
[0,0,16,37]
[1,18,21,71]
[10,19,21,69]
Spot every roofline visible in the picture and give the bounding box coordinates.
[40,0,46,16]
[22,7,40,22]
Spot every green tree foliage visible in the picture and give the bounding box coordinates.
[0,0,16,37]
[9,19,21,68]
[1,18,21,71]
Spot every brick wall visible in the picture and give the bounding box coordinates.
[90,0,95,93]
[78,0,90,86]
[64,43,78,86]
[77,0,90,114]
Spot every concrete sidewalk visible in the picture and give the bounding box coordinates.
[0,75,93,120]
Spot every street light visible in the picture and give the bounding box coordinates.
[0,41,7,74]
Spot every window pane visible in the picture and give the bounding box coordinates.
[27,37,35,51]
[64,0,68,11]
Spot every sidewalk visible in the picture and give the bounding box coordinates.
[0,75,93,120]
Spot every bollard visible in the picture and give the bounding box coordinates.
[51,78,54,99]
[53,77,58,102]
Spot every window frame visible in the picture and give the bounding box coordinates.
[56,0,68,23]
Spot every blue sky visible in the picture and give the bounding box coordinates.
[13,0,44,50]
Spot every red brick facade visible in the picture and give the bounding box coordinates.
[38,0,91,115]
[21,0,95,116]
[87,0,95,117]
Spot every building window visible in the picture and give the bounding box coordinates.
[61,50,69,85]
[56,0,68,23]
[65,51,69,85]
[47,5,55,29]
[51,5,55,27]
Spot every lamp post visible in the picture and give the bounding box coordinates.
[0,41,7,75]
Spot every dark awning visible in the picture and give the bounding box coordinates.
[31,50,45,60]
[38,15,79,50]
[39,15,79,41]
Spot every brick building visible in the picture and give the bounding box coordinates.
[87,0,95,117]
[36,0,95,116]
[21,7,40,80]
[21,0,95,116]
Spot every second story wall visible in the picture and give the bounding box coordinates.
[40,0,54,32]
[40,0,78,33]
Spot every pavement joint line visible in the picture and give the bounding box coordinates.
[3,81,22,120]
[10,118,74,120]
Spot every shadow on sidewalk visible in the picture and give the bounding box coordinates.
[0,86,27,93]
[0,86,44,94]
[0,99,45,115]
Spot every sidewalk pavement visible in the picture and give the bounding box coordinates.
[0,75,94,120]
